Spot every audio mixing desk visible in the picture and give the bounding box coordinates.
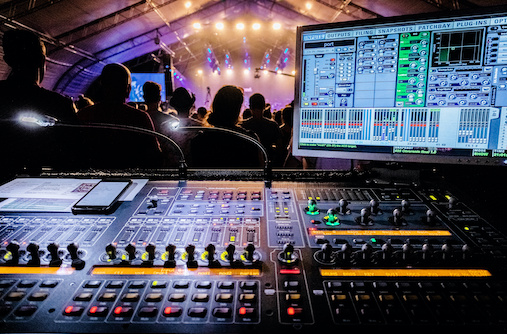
[0,178,506,333]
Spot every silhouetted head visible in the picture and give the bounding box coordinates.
[170,87,195,117]
[100,63,131,102]
[282,106,294,128]
[143,81,162,104]
[249,93,265,112]
[197,107,208,118]
[2,29,46,83]
[208,85,244,127]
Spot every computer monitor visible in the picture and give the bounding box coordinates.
[293,7,507,166]
[129,73,167,103]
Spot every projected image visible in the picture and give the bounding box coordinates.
[129,73,166,102]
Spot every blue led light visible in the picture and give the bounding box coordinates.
[284,58,288,63]
[208,48,211,53]
[267,59,270,63]
[284,48,289,54]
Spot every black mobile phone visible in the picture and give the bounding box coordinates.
[71,180,132,214]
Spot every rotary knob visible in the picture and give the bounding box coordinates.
[278,243,298,265]
[5,241,20,265]
[205,243,220,268]
[27,242,40,267]
[185,244,198,268]
[67,243,85,270]
[47,243,62,267]
[105,243,117,261]
[163,244,176,268]
[325,208,340,226]
[338,199,350,215]
[369,199,382,215]
[306,199,319,215]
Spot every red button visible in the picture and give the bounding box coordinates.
[287,307,303,316]
[163,306,182,317]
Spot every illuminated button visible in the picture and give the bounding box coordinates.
[0,280,15,288]
[98,292,117,302]
[239,294,257,302]
[144,293,163,302]
[331,294,348,302]
[40,280,58,288]
[287,307,303,316]
[188,307,207,318]
[28,291,49,302]
[286,294,301,301]
[213,307,232,318]
[238,307,255,317]
[14,305,37,317]
[151,281,167,289]
[88,306,108,317]
[163,306,183,317]
[168,293,187,302]
[215,293,234,303]
[283,281,300,291]
[240,282,257,290]
[18,280,37,288]
[138,306,158,318]
[113,306,133,317]
[403,294,419,302]
[195,281,212,289]
[192,293,210,303]
[84,280,102,289]
[379,294,395,302]
[106,281,124,289]
[74,292,93,301]
[355,294,371,301]
[63,305,85,316]
[218,281,234,290]
[173,281,190,289]
[121,293,140,302]
[5,291,26,301]
[426,294,443,302]
[128,281,146,289]
[218,282,235,290]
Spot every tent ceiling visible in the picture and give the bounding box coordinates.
[0,0,506,97]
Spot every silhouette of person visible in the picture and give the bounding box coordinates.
[191,85,262,168]
[242,93,283,165]
[77,63,162,168]
[170,87,200,127]
[0,29,78,178]
[142,80,178,133]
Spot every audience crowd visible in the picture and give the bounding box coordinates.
[0,29,307,175]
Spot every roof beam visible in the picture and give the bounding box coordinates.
[314,0,381,20]
[0,0,64,22]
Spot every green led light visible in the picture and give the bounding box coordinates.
[325,221,340,227]
[371,238,377,243]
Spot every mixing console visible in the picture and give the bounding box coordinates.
[0,179,506,333]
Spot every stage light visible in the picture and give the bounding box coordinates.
[193,22,201,29]
[197,69,203,75]
[252,23,261,30]
[226,68,233,75]
[306,2,312,10]
[236,23,245,30]
[292,70,296,75]
[216,22,224,30]
[185,1,191,8]
[273,22,281,30]
[244,69,250,74]
[277,69,282,74]
[263,70,268,75]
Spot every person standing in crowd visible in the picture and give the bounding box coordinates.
[242,93,283,166]
[0,29,78,178]
[191,85,262,168]
[77,63,162,168]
